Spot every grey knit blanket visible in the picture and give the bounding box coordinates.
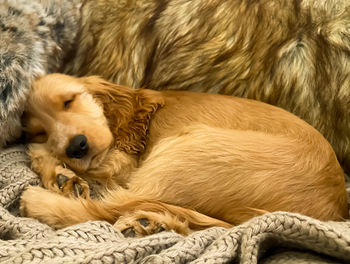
[0,146,349,263]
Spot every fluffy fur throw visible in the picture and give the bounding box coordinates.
[0,0,80,146]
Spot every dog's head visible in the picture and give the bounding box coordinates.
[22,74,164,172]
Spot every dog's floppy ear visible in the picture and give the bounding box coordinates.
[81,76,164,154]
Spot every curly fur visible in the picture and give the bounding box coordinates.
[82,77,164,154]
[63,0,350,174]
[0,0,81,146]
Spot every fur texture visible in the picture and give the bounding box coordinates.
[63,0,350,174]
[0,0,81,146]
[20,74,348,237]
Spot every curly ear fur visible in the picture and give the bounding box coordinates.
[81,76,164,154]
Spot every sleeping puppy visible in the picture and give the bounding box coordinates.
[20,74,349,237]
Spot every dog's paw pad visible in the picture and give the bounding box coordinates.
[115,214,168,238]
[57,174,69,189]
[154,226,166,233]
[138,218,149,227]
[55,172,89,198]
[122,227,136,238]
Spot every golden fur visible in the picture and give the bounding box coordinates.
[63,0,350,174]
[20,74,349,236]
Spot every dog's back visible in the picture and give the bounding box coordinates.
[148,91,326,146]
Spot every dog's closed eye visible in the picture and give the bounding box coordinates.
[28,131,47,143]
[63,94,77,110]
[64,99,73,109]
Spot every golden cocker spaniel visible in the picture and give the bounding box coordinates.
[20,74,348,236]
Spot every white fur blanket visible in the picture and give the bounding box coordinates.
[0,146,349,263]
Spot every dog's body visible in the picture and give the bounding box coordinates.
[63,0,350,174]
[20,74,348,236]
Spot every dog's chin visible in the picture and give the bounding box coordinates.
[65,158,90,173]
[64,148,109,173]
[89,147,109,169]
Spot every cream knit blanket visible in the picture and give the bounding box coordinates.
[0,146,349,263]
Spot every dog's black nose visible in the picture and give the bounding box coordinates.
[66,134,89,159]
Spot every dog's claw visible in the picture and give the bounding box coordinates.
[56,174,69,189]
[122,227,136,238]
[73,183,83,197]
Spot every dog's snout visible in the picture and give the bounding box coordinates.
[66,134,89,159]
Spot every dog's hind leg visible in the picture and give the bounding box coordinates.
[20,186,231,235]
[125,125,349,223]
[111,197,233,236]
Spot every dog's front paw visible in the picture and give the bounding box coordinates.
[55,166,89,198]
[20,186,73,228]
[20,186,53,219]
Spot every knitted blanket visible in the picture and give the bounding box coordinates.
[0,146,349,263]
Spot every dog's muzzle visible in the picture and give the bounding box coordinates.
[66,134,89,159]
